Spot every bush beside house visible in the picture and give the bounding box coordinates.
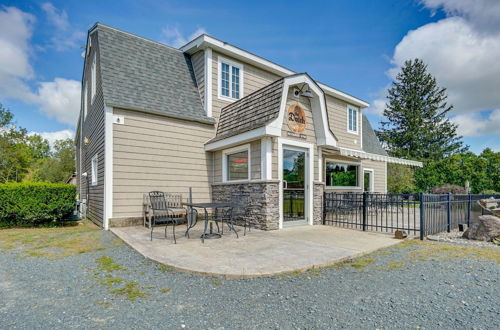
[0,183,76,226]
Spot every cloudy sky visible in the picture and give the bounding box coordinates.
[1,0,499,152]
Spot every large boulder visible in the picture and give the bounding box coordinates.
[463,215,500,242]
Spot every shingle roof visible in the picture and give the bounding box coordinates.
[210,78,285,143]
[362,114,387,156]
[95,24,213,124]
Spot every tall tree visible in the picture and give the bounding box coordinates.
[377,59,466,161]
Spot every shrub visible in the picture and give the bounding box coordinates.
[0,182,76,226]
[432,184,466,194]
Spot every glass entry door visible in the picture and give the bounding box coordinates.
[283,148,306,222]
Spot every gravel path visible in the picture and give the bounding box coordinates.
[1,230,499,329]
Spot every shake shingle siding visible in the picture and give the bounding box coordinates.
[212,79,284,142]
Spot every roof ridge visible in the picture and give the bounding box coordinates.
[91,22,183,53]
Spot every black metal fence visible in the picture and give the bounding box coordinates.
[323,192,499,239]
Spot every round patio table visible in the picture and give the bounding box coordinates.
[182,202,234,243]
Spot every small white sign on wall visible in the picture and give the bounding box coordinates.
[113,115,124,125]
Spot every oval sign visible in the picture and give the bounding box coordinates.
[287,104,306,134]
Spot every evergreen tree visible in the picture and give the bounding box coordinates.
[377,59,467,161]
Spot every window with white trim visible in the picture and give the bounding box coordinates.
[325,161,360,188]
[223,145,250,182]
[219,58,242,100]
[91,54,96,101]
[83,83,88,120]
[347,107,358,134]
[91,154,98,186]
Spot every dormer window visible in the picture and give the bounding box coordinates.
[218,56,243,101]
[347,106,358,134]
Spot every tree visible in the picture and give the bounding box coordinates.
[377,59,467,161]
[27,139,75,183]
[387,163,416,193]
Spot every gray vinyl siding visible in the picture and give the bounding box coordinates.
[112,108,215,218]
[191,50,205,107]
[77,31,106,227]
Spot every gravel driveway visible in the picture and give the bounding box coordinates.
[0,228,498,329]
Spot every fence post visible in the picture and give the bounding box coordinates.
[419,192,425,240]
[447,192,451,233]
[322,192,326,225]
[362,192,367,231]
[467,194,471,227]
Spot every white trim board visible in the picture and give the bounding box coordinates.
[277,138,314,229]
[222,143,251,183]
[204,48,213,117]
[103,106,113,230]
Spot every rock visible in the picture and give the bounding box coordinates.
[463,215,500,242]
[394,230,408,239]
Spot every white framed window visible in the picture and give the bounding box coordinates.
[222,144,251,182]
[218,56,243,101]
[347,106,358,134]
[83,83,88,120]
[325,160,361,189]
[363,168,374,192]
[91,54,96,101]
[91,154,98,186]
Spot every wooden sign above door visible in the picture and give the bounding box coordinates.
[287,104,306,134]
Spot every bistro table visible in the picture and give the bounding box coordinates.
[183,202,234,243]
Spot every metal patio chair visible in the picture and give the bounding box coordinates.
[148,191,187,243]
[221,192,254,237]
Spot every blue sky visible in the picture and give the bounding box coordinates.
[1,0,499,152]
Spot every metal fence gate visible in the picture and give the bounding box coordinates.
[323,192,499,239]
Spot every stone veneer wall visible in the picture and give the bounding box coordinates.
[211,180,280,230]
[313,182,324,225]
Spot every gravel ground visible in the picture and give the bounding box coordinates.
[1,230,499,329]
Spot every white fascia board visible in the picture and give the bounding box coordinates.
[205,126,279,151]
[103,106,113,230]
[181,35,369,108]
[268,74,336,147]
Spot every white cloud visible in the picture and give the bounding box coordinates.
[0,6,81,127]
[0,6,36,100]
[161,26,207,48]
[41,2,69,30]
[29,129,74,146]
[36,78,81,125]
[41,2,85,51]
[369,0,500,139]
[452,109,500,137]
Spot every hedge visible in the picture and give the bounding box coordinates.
[0,182,76,226]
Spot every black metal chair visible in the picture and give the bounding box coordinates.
[148,191,187,243]
[221,192,253,237]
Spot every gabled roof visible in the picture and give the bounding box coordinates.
[362,114,387,156]
[211,78,285,143]
[92,23,213,124]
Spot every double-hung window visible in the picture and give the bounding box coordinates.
[91,154,98,186]
[219,57,242,100]
[223,145,250,182]
[347,106,358,134]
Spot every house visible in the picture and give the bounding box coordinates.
[75,23,422,230]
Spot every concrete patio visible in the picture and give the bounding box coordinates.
[111,223,401,277]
